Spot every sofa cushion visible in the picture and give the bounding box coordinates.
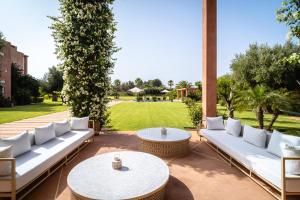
[283,145,300,175]
[226,118,241,137]
[243,125,266,148]
[35,123,56,145]
[200,129,300,191]
[267,130,300,157]
[206,116,224,130]
[0,132,31,157]
[0,146,12,176]
[70,116,89,130]
[54,120,71,136]
[0,129,94,192]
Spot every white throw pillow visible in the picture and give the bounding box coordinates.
[35,123,56,145]
[0,146,12,176]
[267,130,300,157]
[243,125,267,148]
[70,116,89,130]
[0,131,31,157]
[226,117,242,137]
[206,116,224,130]
[54,120,71,136]
[283,145,300,175]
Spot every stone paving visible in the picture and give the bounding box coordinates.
[0,100,122,138]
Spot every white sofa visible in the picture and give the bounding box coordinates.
[199,128,300,200]
[0,128,94,199]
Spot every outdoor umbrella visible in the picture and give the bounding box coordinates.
[128,87,144,93]
[161,89,170,93]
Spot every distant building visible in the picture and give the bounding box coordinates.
[0,41,28,98]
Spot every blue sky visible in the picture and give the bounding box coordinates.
[0,0,289,85]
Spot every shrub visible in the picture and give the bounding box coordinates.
[188,103,202,128]
[152,96,157,102]
[0,96,12,107]
[187,91,201,101]
[184,98,195,108]
[163,96,167,101]
[32,97,44,103]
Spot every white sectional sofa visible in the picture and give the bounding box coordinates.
[0,118,94,200]
[199,117,300,200]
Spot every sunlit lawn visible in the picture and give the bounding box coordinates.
[0,100,67,124]
[110,102,300,136]
[109,102,193,131]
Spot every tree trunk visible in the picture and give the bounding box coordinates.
[229,109,234,118]
[267,110,279,131]
[226,101,234,118]
[256,107,264,129]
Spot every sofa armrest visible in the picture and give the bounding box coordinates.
[281,156,300,194]
[0,158,16,197]
[0,158,16,178]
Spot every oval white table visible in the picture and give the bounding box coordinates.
[67,151,169,200]
[136,128,192,157]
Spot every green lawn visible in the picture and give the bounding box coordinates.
[109,102,193,131]
[110,102,300,136]
[108,96,135,101]
[0,100,67,124]
[221,108,300,136]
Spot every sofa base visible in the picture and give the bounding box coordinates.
[199,135,300,200]
[0,136,94,200]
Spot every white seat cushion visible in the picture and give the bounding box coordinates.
[200,129,300,192]
[35,123,56,145]
[243,125,267,148]
[0,132,31,157]
[0,129,94,192]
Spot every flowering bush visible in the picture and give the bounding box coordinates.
[50,0,118,127]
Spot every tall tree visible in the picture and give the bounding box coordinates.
[240,85,270,129]
[151,78,162,87]
[135,78,143,87]
[168,80,174,89]
[176,80,192,89]
[217,75,237,118]
[277,0,300,40]
[113,79,121,91]
[50,0,118,128]
[231,42,300,91]
[41,66,63,95]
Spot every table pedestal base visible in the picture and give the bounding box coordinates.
[139,139,190,157]
[71,187,165,200]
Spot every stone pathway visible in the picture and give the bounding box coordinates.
[0,100,122,138]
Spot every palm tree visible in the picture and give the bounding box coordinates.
[176,80,192,89]
[168,80,174,89]
[266,90,291,131]
[241,85,270,129]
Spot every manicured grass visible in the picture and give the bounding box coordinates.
[219,108,300,136]
[108,96,135,101]
[109,102,300,136]
[0,100,67,124]
[109,102,193,131]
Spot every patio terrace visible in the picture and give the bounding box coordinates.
[12,131,278,200]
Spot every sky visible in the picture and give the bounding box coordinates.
[0,0,290,85]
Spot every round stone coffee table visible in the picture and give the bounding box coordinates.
[136,128,192,157]
[67,151,169,200]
